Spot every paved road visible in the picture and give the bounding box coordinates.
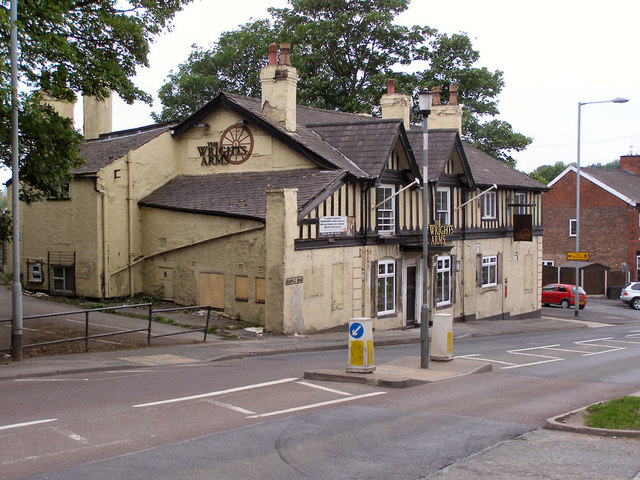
[2,324,639,479]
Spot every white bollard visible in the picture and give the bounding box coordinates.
[347,317,375,373]
[430,313,453,361]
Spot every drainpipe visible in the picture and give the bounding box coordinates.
[126,152,134,298]
[95,178,109,298]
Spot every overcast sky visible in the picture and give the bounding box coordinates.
[2,0,639,186]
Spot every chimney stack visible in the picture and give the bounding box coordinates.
[427,85,462,135]
[620,154,640,175]
[83,94,112,140]
[260,42,298,132]
[39,91,76,123]
[380,78,411,129]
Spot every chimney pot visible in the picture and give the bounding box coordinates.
[387,78,395,94]
[268,43,277,65]
[432,86,441,106]
[450,84,459,105]
[279,42,291,66]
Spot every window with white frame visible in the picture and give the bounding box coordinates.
[481,191,496,219]
[436,256,451,306]
[376,185,395,235]
[28,261,43,283]
[435,187,450,225]
[377,260,396,315]
[569,218,577,237]
[481,255,498,287]
[514,192,527,215]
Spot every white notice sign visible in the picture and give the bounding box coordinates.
[319,216,349,237]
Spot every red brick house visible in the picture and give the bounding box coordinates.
[543,155,640,292]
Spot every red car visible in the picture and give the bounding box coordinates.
[541,283,587,309]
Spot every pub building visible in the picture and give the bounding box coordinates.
[8,43,547,333]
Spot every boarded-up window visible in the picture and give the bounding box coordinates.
[199,272,224,310]
[235,275,248,302]
[255,277,266,304]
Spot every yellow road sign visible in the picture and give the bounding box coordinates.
[567,252,589,261]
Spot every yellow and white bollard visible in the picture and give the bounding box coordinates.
[430,313,453,361]
[347,317,375,373]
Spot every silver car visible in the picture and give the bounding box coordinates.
[620,282,640,309]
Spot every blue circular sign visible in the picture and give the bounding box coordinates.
[349,322,364,339]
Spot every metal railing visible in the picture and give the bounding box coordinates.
[0,303,213,356]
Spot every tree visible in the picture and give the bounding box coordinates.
[0,0,192,241]
[528,161,568,185]
[154,0,531,164]
[154,19,278,123]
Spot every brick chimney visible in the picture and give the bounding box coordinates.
[620,155,640,175]
[83,94,112,140]
[428,85,463,134]
[260,42,298,132]
[380,78,411,129]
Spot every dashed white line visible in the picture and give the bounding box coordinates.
[132,377,298,408]
[0,418,57,431]
[296,381,352,396]
[246,392,386,419]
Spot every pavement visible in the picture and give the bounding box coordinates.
[0,288,596,384]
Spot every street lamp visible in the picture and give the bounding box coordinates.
[574,97,628,317]
[419,90,432,369]
[10,0,23,361]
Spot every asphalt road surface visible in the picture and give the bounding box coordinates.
[2,324,640,479]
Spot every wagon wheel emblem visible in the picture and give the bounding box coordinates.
[219,125,254,165]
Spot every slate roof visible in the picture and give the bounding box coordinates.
[580,167,640,204]
[310,120,405,177]
[73,123,175,175]
[139,169,346,221]
[406,129,462,182]
[463,143,547,191]
[175,93,374,179]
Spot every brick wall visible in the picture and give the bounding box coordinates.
[543,170,636,271]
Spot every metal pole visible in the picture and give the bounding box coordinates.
[10,0,23,361]
[575,102,581,317]
[574,97,628,316]
[419,92,432,369]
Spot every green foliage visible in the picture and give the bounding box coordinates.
[590,159,620,169]
[154,19,278,122]
[0,0,192,241]
[584,396,640,430]
[0,186,6,209]
[528,161,569,185]
[154,0,531,164]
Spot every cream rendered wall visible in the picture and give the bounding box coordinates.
[178,109,316,176]
[456,236,542,321]
[140,207,266,317]
[17,179,102,297]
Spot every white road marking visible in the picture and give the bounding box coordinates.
[132,377,298,408]
[55,428,89,443]
[14,378,89,382]
[575,338,626,356]
[455,354,517,366]
[0,418,57,431]
[246,392,386,419]
[209,400,256,415]
[296,381,352,396]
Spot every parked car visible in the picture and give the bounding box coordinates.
[620,282,640,309]
[541,283,587,309]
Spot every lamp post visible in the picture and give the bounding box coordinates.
[419,90,432,369]
[10,0,23,361]
[575,97,628,317]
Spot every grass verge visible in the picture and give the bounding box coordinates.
[584,396,640,430]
